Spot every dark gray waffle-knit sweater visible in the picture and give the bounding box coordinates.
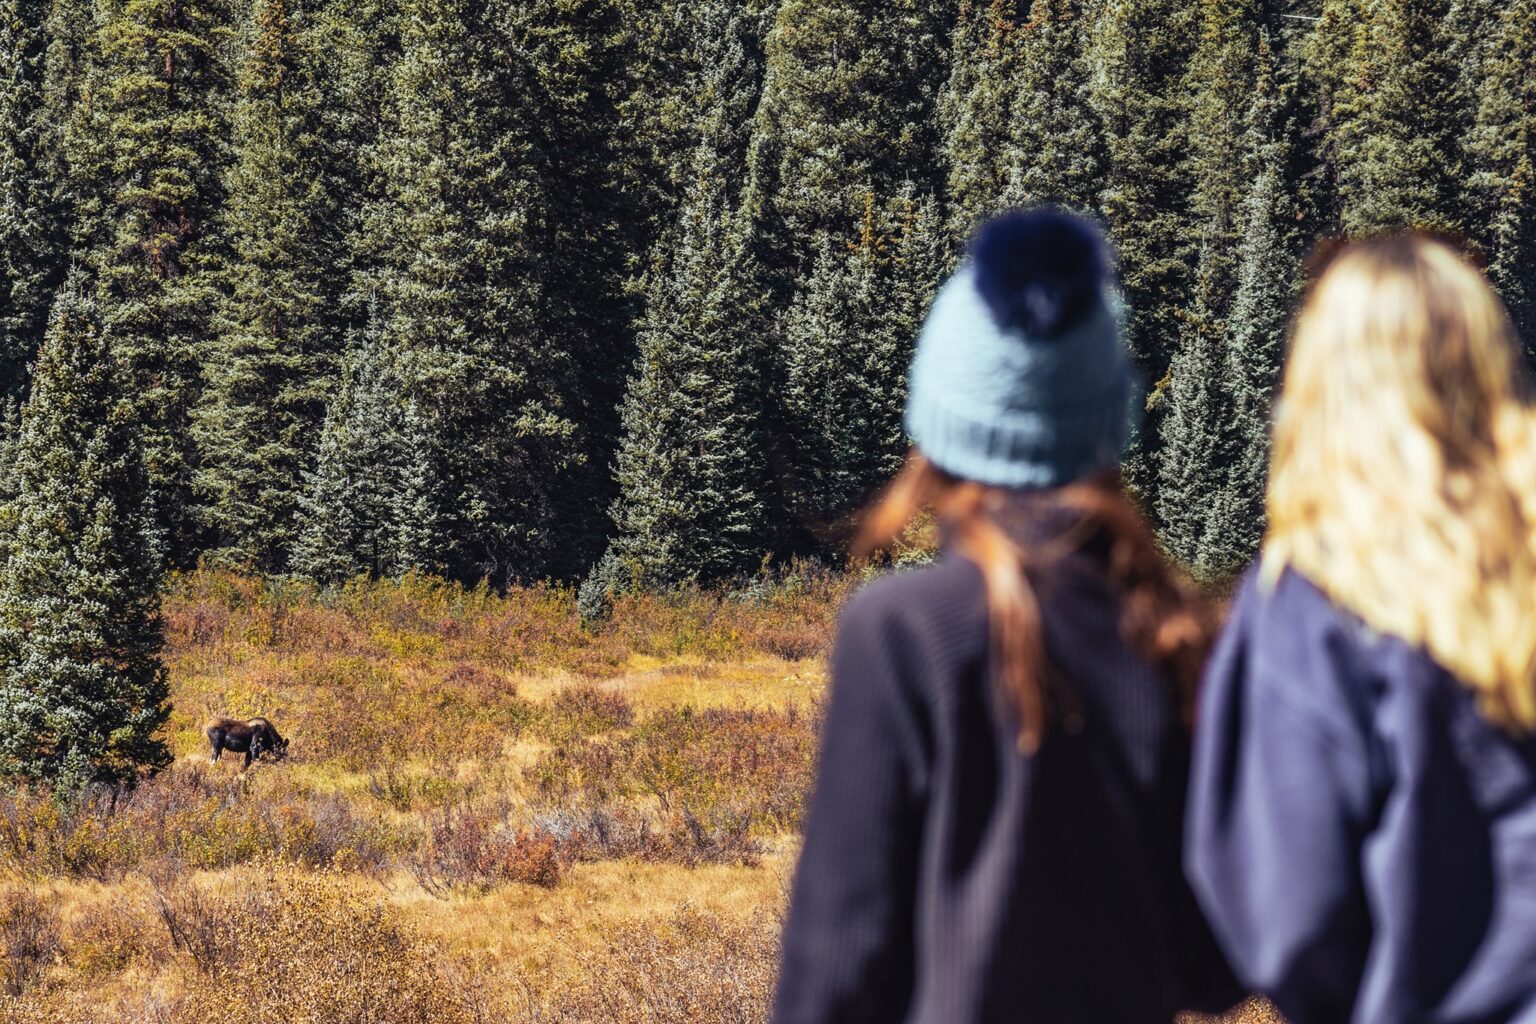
[772,543,1239,1024]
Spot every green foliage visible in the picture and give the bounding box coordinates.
[1158,28,1302,579]
[781,191,949,534]
[941,0,1104,232]
[193,0,374,572]
[0,286,170,788]
[1086,0,1200,506]
[64,0,236,563]
[1467,0,1536,348]
[597,5,772,593]
[939,0,1022,236]
[359,0,584,584]
[733,0,950,552]
[1308,0,1465,236]
[0,0,63,400]
[3,0,1529,593]
[740,0,948,257]
[289,324,442,584]
[1006,0,1106,212]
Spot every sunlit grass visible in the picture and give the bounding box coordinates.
[1,570,1275,1023]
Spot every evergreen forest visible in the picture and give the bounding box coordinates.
[2,0,1534,606]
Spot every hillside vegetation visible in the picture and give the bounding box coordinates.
[0,569,841,1020]
[0,569,1284,1023]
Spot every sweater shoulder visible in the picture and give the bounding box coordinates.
[1220,565,1399,735]
[838,556,989,660]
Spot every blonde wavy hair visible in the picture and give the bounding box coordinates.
[1266,234,1536,729]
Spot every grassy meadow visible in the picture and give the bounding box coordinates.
[0,568,1276,1023]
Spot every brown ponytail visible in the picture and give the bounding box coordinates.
[857,452,1217,753]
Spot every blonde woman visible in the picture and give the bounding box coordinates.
[1187,234,1536,1024]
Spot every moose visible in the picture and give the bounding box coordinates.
[204,716,290,770]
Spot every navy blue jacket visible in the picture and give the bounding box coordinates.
[1188,567,1536,1024]
[773,543,1240,1024]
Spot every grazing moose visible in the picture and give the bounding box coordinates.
[205,717,289,770]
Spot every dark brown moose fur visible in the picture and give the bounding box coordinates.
[205,717,289,769]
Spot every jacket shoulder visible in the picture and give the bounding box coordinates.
[839,557,987,642]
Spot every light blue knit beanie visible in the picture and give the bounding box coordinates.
[904,208,1134,489]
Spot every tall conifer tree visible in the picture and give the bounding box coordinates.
[505,0,654,577]
[0,0,63,399]
[289,324,441,584]
[590,5,771,599]
[65,0,235,562]
[1006,0,1105,211]
[1155,0,1264,567]
[739,0,948,263]
[781,189,948,535]
[194,0,361,571]
[1216,38,1302,564]
[1468,0,1536,348]
[1308,0,1464,235]
[1087,0,1199,506]
[1156,254,1235,578]
[733,0,951,550]
[942,0,1105,233]
[0,286,169,788]
[940,0,1023,236]
[361,0,581,583]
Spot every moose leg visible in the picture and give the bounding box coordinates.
[209,731,224,764]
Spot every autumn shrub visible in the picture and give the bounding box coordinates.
[0,767,404,878]
[408,806,570,896]
[163,566,851,677]
[530,703,820,834]
[164,870,494,1024]
[532,684,635,742]
[0,887,61,997]
[528,802,763,868]
[366,767,467,813]
[526,904,780,1024]
[63,900,161,978]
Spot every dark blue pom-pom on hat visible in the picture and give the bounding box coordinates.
[971,207,1112,337]
[904,207,1135,489]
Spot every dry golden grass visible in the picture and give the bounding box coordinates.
[0,570,1277,1023]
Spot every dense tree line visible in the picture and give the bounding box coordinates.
[2,0,1535,780]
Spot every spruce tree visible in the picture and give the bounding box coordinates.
[0,399,18,560]
[739,0,949,258]
[939,0,1023,236]
[1211,157,1300,566]
[65,0,235,563]
[593,7,772,596]
[1217,36,1303,564]
[0,286,170,789]
[289,324,442,584]
[0,0,62,399]
[1468,0,1536,348]
[1181,0,1263,308]
[1308,0,1464,236]
[728,0,950,552]
[780,189,949,535]
[1006,0,1106,212]
[1086,0,1199,506]
[193,0,360,571]
[1156,252,1236,579]
[1158,27,1301,579]
[942,0,1105,234]
[360,0,581,584]
[1153,0,1265,567]
[503,0,654,578]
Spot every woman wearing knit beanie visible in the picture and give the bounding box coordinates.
[772,209,1240,1024]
